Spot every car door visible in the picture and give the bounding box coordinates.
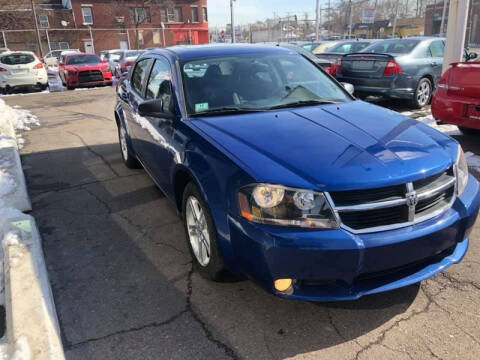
[123,57,153,155]
[427,40,444,84]
[134,56,177,191]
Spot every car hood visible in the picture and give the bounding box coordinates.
[65,63,106,71]
[190,101,458,191]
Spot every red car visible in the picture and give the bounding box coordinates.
[59,53,112,90]
[432,58,480,134]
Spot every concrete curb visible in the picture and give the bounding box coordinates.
[1,113,64,359]
[0,211,65,360]
[0,115,31,212]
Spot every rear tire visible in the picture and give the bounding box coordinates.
[411,78,432,109]
[182,182,228,281]
[117,123,141,169]
[459,126,480,135]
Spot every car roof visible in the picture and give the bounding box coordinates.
[376,37,444,42]
[1,51,36,56]
[151,44,294,60]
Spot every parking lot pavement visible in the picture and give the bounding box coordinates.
[4,88,480,360]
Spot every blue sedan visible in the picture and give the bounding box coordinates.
[114,44,480,301]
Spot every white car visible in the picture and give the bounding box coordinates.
[0,51,48,94]
[43,49,80,68]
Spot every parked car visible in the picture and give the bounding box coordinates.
[115,44,479,301]
[0,47,10,54]
[0,51,48,93]
[275,43,337,75]
[311,41,342,55]
[58,53,112,90]
[432,58,480,134]
[300,42,327,53]
[101,49,122,72]
[317,40,379,76]
[110,49,146,77]
[43,49,80,68]
[336,37,456,108]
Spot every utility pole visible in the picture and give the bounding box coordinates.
[440,0,448,35]
[315,0,320,40]
[30,0,43,57]
[392,0,400,38]
[230,0,236,43]
[348,0,353,38]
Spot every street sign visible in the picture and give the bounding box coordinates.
[362,9,376,24]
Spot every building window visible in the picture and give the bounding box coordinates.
[50,42,69,50]
[81,7,93,24]
[130,7,151,24]
[166,7,182,22]
[191,6,199,23]
[202,7,208,22]
[39,14,49,28]
[118,24,126,34]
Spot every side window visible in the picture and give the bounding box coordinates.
[429,41,445,57]
[146,58,172,113]
[131,59,150,96]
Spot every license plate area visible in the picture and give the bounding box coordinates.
[352,60,374,70]
[465,104,480,120]
[11,69,28,75]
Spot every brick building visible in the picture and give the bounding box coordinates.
[424,1,480,46]
[0,0,209,56]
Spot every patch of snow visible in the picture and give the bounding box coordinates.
[415,115,461,136]
[0,171,16,197]
[466,152,480,171]
[0,99,40,149]
[10,336,31,360]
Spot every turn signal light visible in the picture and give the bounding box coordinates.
[33,63,44,69]
[274,278,293,293]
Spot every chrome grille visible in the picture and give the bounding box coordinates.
[327,167,456,233]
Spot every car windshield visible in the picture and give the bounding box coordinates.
[181,53,350,116]
[66,55,101,65]
[1,53,35,65]
[361,40,420,54]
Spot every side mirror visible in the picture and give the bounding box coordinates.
[341,82,354,95]
[468,52,478,60]
[138,99,174,119]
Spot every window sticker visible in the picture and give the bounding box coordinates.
[195,102,209,112]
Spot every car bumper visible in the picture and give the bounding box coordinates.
[432,89,480,130]
[66,72,113,88]
[0,73,48,88]
[336,73,417,99]
[228,174,480,301]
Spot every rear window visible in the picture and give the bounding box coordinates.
[1,53,35,65]
[362,40,420,54]
[66,55,101,65]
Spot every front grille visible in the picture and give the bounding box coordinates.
[328,167,456,233]
[78,70,103,83]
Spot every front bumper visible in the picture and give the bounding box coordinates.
[66,72,112,88]
[228,175,480,301]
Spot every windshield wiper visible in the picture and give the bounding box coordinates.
[191,107,267,117]
[267,99,340,110]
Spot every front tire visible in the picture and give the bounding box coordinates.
[117,123,140,168]
[182,182,227,281]
[411,77,432,109]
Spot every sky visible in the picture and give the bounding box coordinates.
[207,0,317,28]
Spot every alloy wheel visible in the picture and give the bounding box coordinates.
[416,80,431,107]
[185,196,211,267]
[119,126,129,161]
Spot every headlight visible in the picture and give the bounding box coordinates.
[456,144,468,196]
[238,184,338,229]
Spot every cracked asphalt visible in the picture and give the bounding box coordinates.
[4,87,480,360]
